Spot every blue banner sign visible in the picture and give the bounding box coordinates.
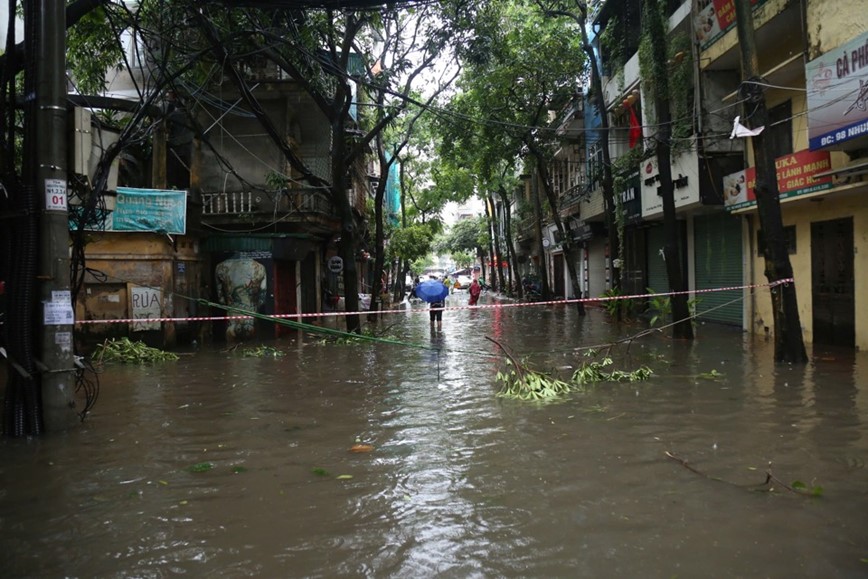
[112,187,187,234]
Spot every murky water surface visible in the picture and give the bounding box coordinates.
[2,294,868,577]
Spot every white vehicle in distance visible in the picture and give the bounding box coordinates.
[450,269,474,290]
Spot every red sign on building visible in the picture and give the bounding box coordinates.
[723,149,833,211]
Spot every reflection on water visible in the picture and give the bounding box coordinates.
[2,295,867,577]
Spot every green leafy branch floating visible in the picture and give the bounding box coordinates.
[495,358,574,401]
[241,345,285,358]
[571,353,653,385]
[665,451,823,497]
[487,337,653,402]
[94,337,179,365]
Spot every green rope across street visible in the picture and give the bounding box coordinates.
[197,299,439,351]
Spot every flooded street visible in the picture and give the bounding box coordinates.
[2,292,868,577]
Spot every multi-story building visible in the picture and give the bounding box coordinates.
[591,0,748,326]
[583,0,866,348]
[191,62,362,342]
[74,34,375,344]
[704,0,867,349]
[509,92,592,300]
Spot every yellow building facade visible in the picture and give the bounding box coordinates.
[699,0,868,350]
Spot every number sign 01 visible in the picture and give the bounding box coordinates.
[45,178,67,211]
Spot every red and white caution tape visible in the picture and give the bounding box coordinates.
[74,278,793,325]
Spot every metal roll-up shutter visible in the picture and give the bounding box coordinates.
[588,238,607,300]
[694,212,743,325]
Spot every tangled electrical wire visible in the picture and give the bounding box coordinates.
[73,355,100,422]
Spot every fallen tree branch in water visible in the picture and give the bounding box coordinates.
[665,451,823,497]
[485,336,527,384]
[665,451,726,482]
[487,338,653,401]
[486,336,572,401]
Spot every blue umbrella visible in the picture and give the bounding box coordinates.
[415,279,449,303]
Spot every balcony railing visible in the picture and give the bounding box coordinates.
[203,191,257,214]
[516,215,538,241]
[559,185,590,214]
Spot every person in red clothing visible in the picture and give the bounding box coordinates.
[468,278,482,306]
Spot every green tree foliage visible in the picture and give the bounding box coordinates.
[66,6,124,96]
[439,216,489,265]
[387,222,440,266]
[437,0,585,301]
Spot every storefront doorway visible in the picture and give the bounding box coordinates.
[811,217,854,347]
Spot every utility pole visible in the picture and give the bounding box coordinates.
[734,0,807,363]
[32,0,79,430]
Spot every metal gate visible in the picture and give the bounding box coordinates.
[694,213,743,325]
[811,217,854,347]
[553,252,565,298]
[587,238,608,300]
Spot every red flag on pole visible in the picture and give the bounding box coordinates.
[628,105,641,149]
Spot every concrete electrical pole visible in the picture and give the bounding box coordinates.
[32,0,78,430]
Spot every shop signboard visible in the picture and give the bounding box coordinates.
[723,149,833,211]
[694,0,766,51]
[640,148,701,218]
[112,187,187,234]
[620,173,642,224]
[806,31,868,150]
[130,286,161,331]
[71,188,188,234]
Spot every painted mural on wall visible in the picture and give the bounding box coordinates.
[214,252,270,341]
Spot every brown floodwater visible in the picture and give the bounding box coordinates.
[2,292,867,577]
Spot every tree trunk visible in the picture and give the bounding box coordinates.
[533,150,585,315]
[331,121,361,333]
[531,175,551,299]
[488,194,506,292]
[498,187,520,296]
[484,196,497,291]
[369,174,387,317]
[734,0,807,362]
[393,163,410,304]
[645,0,693,339]
[574,5,620,302]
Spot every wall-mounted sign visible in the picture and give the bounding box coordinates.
[694,0,767,51]
[806,31,868,150]
[130,286,162,331]
[640,149,701,219]
[45,179,67,211]
[620,173,642,223]
[112,188,187,235]
[71,188,188,234]
[328,255,344,274]
[723,149,833,211]
[44,290,74,326]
